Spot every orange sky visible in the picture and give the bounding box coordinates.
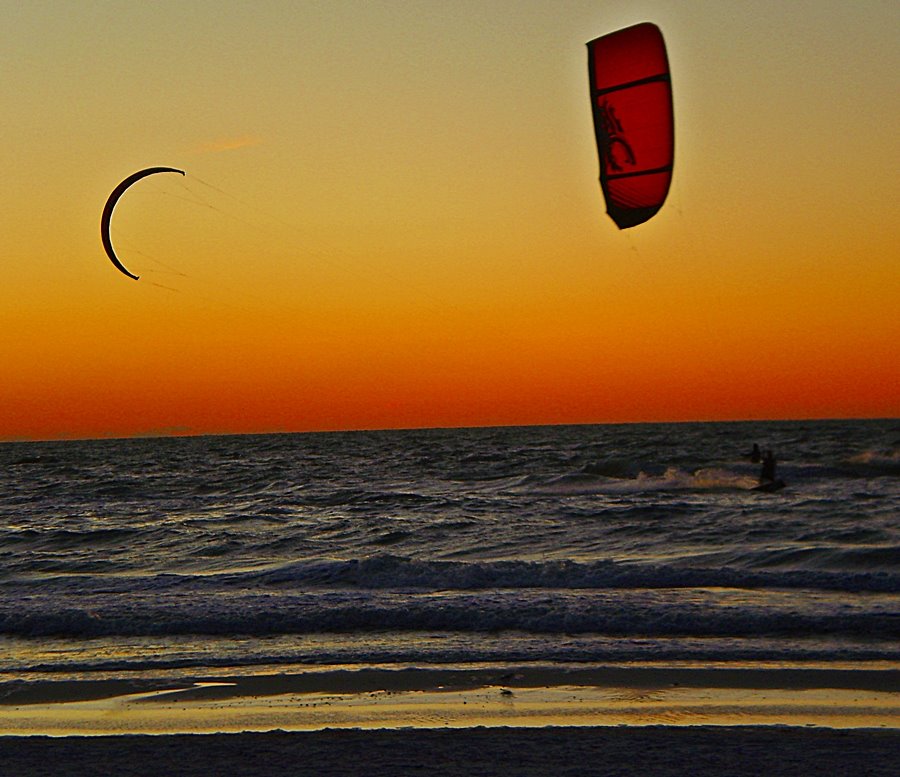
[2,1,898,441]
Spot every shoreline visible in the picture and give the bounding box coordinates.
[1,665,897,737]
[4,664,899,703]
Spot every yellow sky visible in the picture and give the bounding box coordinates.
[2,1,898,440]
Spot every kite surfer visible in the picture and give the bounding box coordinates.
[748,443,761,463]
[752,449,785,492]
[759,450,777,484]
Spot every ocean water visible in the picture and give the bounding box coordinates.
[1,420,898,680]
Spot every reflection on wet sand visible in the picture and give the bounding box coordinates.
[1,679,897,736]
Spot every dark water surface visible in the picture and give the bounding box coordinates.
[1,420,897,676]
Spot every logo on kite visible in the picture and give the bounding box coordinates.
[597,101,636,172]
[587,23,674,229]
[101,166,185,280]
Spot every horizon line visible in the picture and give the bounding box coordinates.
[2,415,896,446]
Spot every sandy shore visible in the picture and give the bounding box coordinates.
[1,665,898,736]
[1,726,899,777]
[1,665,897,774]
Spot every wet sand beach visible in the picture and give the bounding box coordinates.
[1,664,898,736]
[1,664,898,775]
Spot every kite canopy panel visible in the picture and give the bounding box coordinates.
[587,23,673,229]
[101,166,185,280]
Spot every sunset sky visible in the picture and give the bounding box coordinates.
[3,1,898,441]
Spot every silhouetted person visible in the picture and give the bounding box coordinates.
[749,443,761,463]
[760,450,776,483]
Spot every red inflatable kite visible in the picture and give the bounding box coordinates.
[587,23,673,229]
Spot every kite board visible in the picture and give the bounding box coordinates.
[752,479,786,493]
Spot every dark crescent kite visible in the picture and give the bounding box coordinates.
[101,167,185,280]
[587,23,673,228]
